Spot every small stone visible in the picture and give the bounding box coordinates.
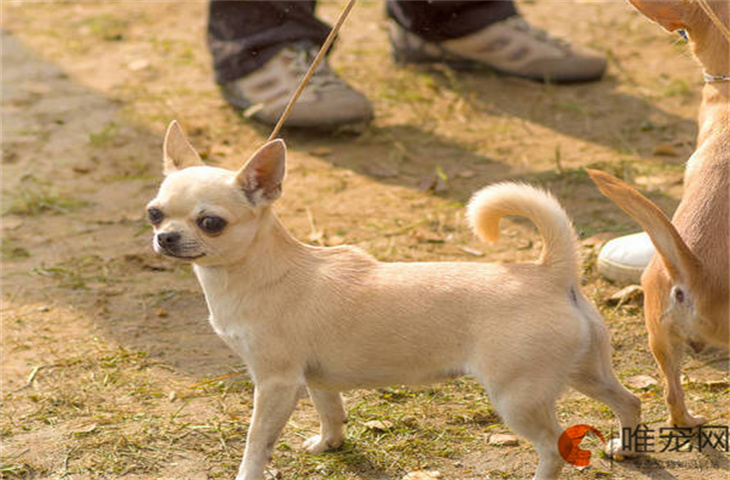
[127,59,149,71]
[72,164,93,174]
[402,471,441,480]
[37,305,50,313]
[156,309,169,318]
[626,374,658,390]
[169,391,177,402]
[364,420,393,431]
[488,433,519,446]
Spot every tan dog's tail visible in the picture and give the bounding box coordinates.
[467,183,579,284]
[586,169,701,281]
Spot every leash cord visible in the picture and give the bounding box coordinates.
[267,0,357,141]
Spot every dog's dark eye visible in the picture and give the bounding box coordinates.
[147,207,164,225]
[674,287,685,303]
[197,216,227,234]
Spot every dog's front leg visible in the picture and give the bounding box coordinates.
[650,333,705,428]
[302,388,346,454]
[236,379,300,480]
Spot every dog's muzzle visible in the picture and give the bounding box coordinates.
[154,232,205,260]
[156,231,181,253]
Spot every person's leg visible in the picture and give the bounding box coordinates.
[387,0,607,83]
[208,1,330,84]
[387,0,517,42]
[207,1,372,128]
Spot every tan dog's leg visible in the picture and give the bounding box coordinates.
[487,378,565,480]
[237,379,300,480]
[302,388,346,454]
[569,327,642,457]
[649,332,706,428]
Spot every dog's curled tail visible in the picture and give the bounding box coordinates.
[467,183,580,283]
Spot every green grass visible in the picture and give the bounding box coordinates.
[0,238,30,261]
[3,181,87,216]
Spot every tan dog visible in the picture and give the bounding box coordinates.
[147,121,640,480]
[588,0,729,428]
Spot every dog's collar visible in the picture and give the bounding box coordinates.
[704,71,730,83]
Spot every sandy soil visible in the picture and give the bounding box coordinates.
[1,1,728,479]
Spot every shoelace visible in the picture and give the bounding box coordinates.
[510,17,572,51]
[282,48,344,91]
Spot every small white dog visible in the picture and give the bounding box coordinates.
[147,121,640,480]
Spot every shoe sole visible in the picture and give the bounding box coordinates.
[392,46,605,84]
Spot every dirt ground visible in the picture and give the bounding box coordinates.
[1,1,728,479]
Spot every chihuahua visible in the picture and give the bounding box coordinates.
[147,121,640,480]
[587,0,728,428]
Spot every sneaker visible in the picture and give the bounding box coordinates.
[597,232,655,284]
[389,16,607,83]
[220,44,373,128]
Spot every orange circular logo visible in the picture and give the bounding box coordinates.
[558,424,605,467]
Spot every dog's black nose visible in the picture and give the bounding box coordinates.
[157,232,181,247]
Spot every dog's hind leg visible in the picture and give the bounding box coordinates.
[568,319,642,458]
[302,388,346,454]
[484,377,565,480]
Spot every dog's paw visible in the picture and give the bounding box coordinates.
[670,414,706,429]
[302,435,341,454]
[604,437,642,461]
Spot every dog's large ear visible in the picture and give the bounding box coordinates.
[236,139,286,207]
[629,0,687,32]
[586,168,702,282]
[163,121,204,175]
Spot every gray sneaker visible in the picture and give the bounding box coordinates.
[389,16,607,83]
[221,44,373,128]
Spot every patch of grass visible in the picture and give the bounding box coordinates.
[89,122,119,147]
[79,15,130,42]
[661,78,692,98]
[31,255,109,290]
[1,238,30,261]
[3,178,87,216]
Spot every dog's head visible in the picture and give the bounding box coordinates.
[146,121,286,266]
[629,0,729,76]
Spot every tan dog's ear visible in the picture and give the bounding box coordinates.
[163,121,204,175]
[236,139,286,207]
[629,0,687,32]
[586,168,702,281]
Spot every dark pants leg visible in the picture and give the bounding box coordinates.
[208,0,331,84]
[208,0,518,84]
[387,0,518,42]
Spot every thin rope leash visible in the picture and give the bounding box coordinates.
[267,0,357,141]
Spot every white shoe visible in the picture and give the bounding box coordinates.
[220,44,373,128]
[597,232,655,284]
